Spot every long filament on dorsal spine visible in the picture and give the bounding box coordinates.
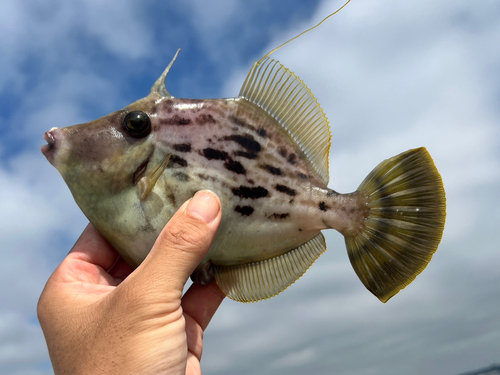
[257,0,352,66]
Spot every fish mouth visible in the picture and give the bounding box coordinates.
[41,127,58,165]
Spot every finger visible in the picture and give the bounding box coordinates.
[131,190,221,296]
[183,282,225,363]
[107,256,134,283]
[40,223,120,308]
[69,223,119,272]
[182,281,226,331]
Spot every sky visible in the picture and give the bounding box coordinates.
[0,0,499,374]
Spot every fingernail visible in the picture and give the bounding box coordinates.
[186,190,220,223]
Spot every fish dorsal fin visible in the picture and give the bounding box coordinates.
[213,233,326,302]
[150,49,180,98]
[239,57,331,184]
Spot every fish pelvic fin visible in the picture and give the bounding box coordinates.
[214,233,326,302]
[239,57,331,184]
[137,153,171,200]
[345,148,446,303]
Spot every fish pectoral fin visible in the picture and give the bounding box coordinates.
[213,233,326,303]
[137,153,171,201]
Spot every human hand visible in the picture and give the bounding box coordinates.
[38,190,225,375]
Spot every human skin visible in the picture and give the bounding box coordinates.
[37,190,225,374]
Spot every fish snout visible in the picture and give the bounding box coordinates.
[41,127,60,165]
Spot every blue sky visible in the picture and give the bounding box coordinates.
[1,0,499,374]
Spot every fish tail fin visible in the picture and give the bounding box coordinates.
[345,147,446,302]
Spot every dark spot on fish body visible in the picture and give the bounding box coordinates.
[161,115,191,126]
[172,143,192,152]
[234,150,259,160]
[297,172,308,180]
[196,113,216,125]
[260,164,281,176]
[278,147,287,158]
[140,222,156,233]
[228,115,247,128]
[257,128,267,138]
[158,99,174,114]
[298,228,303,232]
[173,171,190,182]
[178,117,191,125]
[319,201,330,211]
[269,213,290,219]
[225,134,261,153]
[167,193,176,206]
[203,148,228,160]
[232,186,269,199]
[275,184,296,197]
[196,173,218,182]
[224,159,246,175]
[235,205,254,216]
[169,155,188,167]
[287,153,297,165]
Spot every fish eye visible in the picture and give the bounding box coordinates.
[123,111,151,138]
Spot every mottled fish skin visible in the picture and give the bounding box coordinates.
[42,53,445,303]
[155,97,367,265]
[46,93,365,268]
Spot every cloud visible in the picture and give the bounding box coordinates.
[0,150,87,372]
[0,312,48,374]
[0,0,154,94]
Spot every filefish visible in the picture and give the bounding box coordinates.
[41,49,446,303]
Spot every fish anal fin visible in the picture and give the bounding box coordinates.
[239,58,331,184]
[137,154,171,201]
[345,148,446,302]
[214,233,326,302]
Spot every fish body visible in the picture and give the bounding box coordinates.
[42,54,446,303]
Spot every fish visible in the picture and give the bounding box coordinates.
[41,47,446,304]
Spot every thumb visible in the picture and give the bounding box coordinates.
[125,190,221,301]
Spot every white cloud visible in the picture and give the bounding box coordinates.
[0,0,154,94]
[0,312,48,371]
[0,151,87,372]
[182,0,241,34]
[271,347,317,368]
[78,0,154,59]
[18,70,120,144]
